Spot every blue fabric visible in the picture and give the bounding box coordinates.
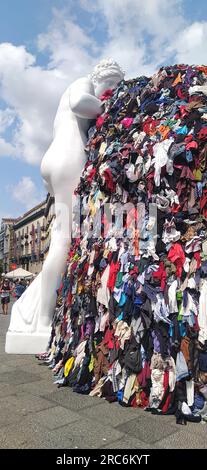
[194,393,205,410]
[176,351,189,381]
[118,293,127,307]
[199,352,207,372]
[15,284,26,298]
[117,390,124,402]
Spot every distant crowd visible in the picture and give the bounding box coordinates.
[0,278,30,315]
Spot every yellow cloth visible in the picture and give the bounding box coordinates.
[64,357,75,377]
[88,196,96,217]
[89,354,94,372]
[99,142,107,157]
[193,169,202,181]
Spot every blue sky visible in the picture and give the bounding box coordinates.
[1,0,207,221]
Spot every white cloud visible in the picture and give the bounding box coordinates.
[169,21,207,65]
[0,42,69,165]
[37,9,97,75]
[10,176,43,210]
[0,137,16,157]
[0,1,207,169]
[79,0,186,75]
[0,108,15,133]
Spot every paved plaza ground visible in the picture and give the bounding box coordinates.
[0,304,206,449]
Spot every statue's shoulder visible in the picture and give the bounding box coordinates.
[69,76,93,94]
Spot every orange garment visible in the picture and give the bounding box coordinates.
[180,336,190,365]
[157,125,170,140]
[197,66,207,75]
[172,72,182,86]
[134,229,139,257]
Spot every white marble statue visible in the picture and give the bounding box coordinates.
[5,59,124,354]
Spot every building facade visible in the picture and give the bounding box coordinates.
[0,195,55,276]
[0,219,17,273]
[13,196,55,275]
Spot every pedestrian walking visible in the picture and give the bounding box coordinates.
[0,279,11,315]
[15,279,26,299]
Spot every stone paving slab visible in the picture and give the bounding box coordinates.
[41,419,125,449]
[0,419,73,449]
[28,435,74,449]
[18,362,53,377]
[81,401,144,427]
[102,437,153,449]
[115,415,179,444]
[15,378,56,397]
[30,405,82,430]
[0,363,16,373]
[0,383,20,398]
[0,392,56,416]
[184,421,207,437]
[156,427,207,449]
[42,388,103,411]
[0,407,24,427]
[0,369,42,385]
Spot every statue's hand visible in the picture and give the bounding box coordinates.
[70,92,103,119]
[69,77,103,119]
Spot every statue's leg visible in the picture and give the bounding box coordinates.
[38,235,69,330]
[5,273,49,354]
[37,195,71,331]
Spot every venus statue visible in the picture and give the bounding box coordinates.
[5,59,124,354]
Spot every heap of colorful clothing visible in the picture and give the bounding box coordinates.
[37,64,207,424]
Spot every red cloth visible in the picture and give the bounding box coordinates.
[99,89,113,101]
[194,314,200,332]
[129,266,139,276]
[179,105,187,118]
[143,117,158,135]
[103,328,115,349]
[71,261,78,273]
[152,261,167,289]
[137,361,151,388]
[168,243,185,278]
[162,392,172,413]
[96,113,109,129]
[177,86,188,100]
[139,391,149,408]
[186,141,198,150]
[198,127,207,141]
[58,280,63,295]
[131,395,139,408]
[67,291,73,306]
[87,167,96,183]
[160,370,172,413]
[171,203,181,213]
[103,168,116,192]
[194,251,201,269]
[120,117,134,128]
[107,260,120,290]
[184,134,193,143]
[200,188,207,217]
